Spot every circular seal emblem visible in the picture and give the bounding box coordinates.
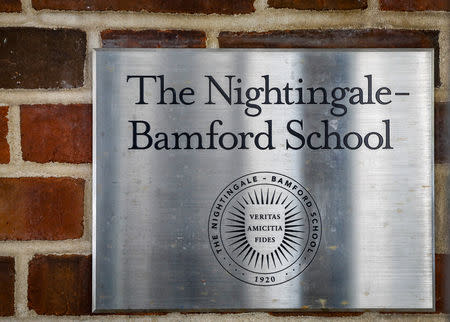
[208,172,321,286]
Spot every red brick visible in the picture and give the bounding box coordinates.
[436,254,449,313]
[0,0,21,12]
[28,255,91,315]
[0,177,84,240]
[0,28,86,89]
[32,0,254,14]
[20,104,92,164]
[0,257,14,316]
[435,102,450,164]
[0,106,9,164]
[101,29,206,48]
[268,0,367,10]
[218,29,440,87]
[380,0,449,11]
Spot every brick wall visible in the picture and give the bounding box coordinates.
[0,0,448,320]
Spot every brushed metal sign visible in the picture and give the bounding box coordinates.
[93,49,434,312]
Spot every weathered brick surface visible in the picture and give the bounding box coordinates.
[28,255,91,315]
[0,106,9,164]
[219,29,440,87]
[436,254,449,313]
[0,0,21,12]
[380,0,449,11]
[21,104,92,164]
[268,0,367,10]
[101,30,206,48]
[0,177,84,240]
[32,0,254,14]
[435,102,450,164]
[0,257,14,316]
[0,28,86,89]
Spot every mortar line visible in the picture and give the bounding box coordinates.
[0,89,92,106]
[435,88,449,103]
[367,0,379,10]
[0,163,92,179]
[205,30,219,48]
[5,105,22,165]
[0,10,448,30]
[0,240,92,256]
[438,30,449,92]
[82,179,93,243]
[20,0,33,15]
[253,0,268,12]
[85,30,102,89]
[14,253,32,318]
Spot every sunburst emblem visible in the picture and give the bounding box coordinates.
[208,172,321,286]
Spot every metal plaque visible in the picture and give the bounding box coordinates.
[93,49,434,312]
